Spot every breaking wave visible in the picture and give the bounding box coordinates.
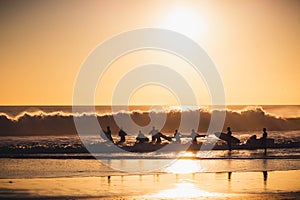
[0,106,299,136]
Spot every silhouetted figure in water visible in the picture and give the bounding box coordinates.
[136,130,149,143]
[174,129,181,143]
[156,132,162,144]
[105,126,114,143]
[156,132,173,144]
[190,129,198,144]
[227,127,232,151]
[262,128,268,155]
[117,129,127,144]
[149,127,172,144]
[149,126,159,143]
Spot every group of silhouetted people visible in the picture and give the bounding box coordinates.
[102,125,270,154]
[102,126,128,145]
[226,126,268,154]
[102,126,206,145]
[136,130,150,143]
[102,126,166,144]
[136,127,173,144]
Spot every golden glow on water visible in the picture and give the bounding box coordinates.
[151,182,225,199]
[177,151,196,158]
[165,159,201,174]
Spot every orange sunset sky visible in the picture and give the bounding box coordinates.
[0,0,299,105]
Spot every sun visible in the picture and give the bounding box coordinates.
[161,6,204,39]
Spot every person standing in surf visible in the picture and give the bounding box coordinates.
[262,128,268,155]
[149,126,159,143]
[136,130,149,143]
[118,128,127,144]
[191,129,198,144]
[105,126,114,143]
[174,129,181,143]
[227,127,232,151]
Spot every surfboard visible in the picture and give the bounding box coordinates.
[180,134,207,138]
[157,132,173,142]
[214,132,240,144]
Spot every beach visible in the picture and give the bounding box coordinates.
[1,168,299,199]
[1,157,299,199]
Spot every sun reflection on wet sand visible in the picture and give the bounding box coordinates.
[165,159,204,174]
[0,170,299,199]
[150,182,227,199]
[177,151,197,158]
[1,157,299,199]
[164,155,206,174]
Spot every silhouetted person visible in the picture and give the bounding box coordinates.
[105,126,114,143]
[174,129,181,143]
[156,132,173,144]
[262,128,268,155]
[136,130,149,143]
[156,134,162,144]
[149,126,159,143]
[190,129,198,144]
[118,129,127,144]
[227,127,232,151]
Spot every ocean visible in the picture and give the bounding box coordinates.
[0,105,299,199]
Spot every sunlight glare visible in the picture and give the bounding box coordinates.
[161,6,205,39]
[151,182,224,198]
[165,159,201,174]
[167,106,200,112]
[177,151,196,158]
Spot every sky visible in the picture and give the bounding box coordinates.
[0,0,299,105]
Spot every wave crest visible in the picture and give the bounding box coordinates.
[0,106,299,136]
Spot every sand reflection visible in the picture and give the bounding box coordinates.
[165,159,203,174]
[151,182,225,199]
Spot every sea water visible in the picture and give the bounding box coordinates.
[0,106,299,198]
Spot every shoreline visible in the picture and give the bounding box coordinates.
[1,158,299,179]
[1,168,299,180]
[1,154,300,160]
[0,141,298,156]
[1,147,299,160]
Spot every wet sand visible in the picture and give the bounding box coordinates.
[1,170,299,199]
